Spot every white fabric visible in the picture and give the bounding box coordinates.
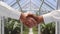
[43,10,60,24]
[0,1,21,20]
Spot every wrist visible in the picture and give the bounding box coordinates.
[20,13,27,21]
[20,13,24,20]
[37,16,44,24]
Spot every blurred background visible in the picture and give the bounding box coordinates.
[0,0,57,34]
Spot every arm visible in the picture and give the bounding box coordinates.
[28,12,54,24]
[38,13,54,24]
[37,10,60,24]
[0,1,21,20]
[0,1,39,28]
[37,11,56,24]
[20,10,60,27]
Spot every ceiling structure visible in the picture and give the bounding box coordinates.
[0,0,57,14]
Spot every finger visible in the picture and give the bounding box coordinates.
[24,19,34,28]
[27,19,34,27]
[22,20,32,28]
[22,18,36,28]
[23,22,30,27]
[27,18,37,27]
[26,14,38,22]
[23,22,33,28]
[28,17,37,24]
[28,18,38,26]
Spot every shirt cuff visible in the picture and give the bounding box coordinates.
[42,13,54,24]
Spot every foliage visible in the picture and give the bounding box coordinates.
[4,18,21,34]
[40,22,55,34]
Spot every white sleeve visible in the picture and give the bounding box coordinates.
[42,10,60,24]
[42,12,54,24]
[0,1,21,20]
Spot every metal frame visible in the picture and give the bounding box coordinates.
[56,0,60,34]
[9,0,56,10]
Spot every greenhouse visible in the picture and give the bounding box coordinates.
[0,0,60,34]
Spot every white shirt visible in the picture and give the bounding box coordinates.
[0,1,21,20]
[43,10,60,24]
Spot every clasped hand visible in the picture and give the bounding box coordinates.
[20,13,41,28]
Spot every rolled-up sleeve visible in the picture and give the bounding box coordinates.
[42,13,54,24]
[0,1,21,20]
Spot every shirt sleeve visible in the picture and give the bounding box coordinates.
[51,10,60,21]
[42,12,54,24]
[0,1,21,20]
[42,10,60,24]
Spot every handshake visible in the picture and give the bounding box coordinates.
[20,13,44,28]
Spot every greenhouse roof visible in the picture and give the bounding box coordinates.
[1,0,56,11]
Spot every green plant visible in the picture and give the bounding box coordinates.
[40,22,55,34]
[4,18,21,34]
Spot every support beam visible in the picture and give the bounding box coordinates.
[0,16,2,34]
[56,0,60,34]
[1,16,5,34]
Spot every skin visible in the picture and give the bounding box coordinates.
[20,13,44,28]
[20,13,37,28]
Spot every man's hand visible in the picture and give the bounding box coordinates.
[20,13,38,28]
[20,13,44,28]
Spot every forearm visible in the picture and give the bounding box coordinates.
[37,13,54,24]
[37,16,44,24]
[0,1,21,20]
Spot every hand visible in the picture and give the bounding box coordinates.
[27,14,44,24]
[20,13,38,28]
